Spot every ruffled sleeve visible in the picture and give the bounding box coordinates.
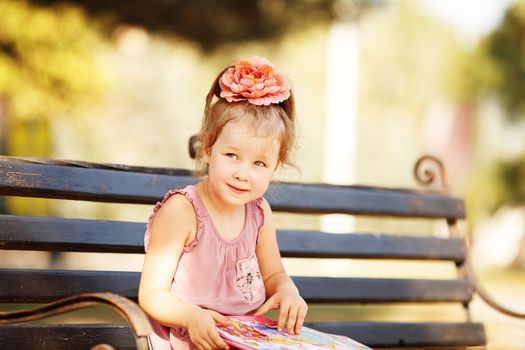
[253,197,266,242]
[144,186,204,253]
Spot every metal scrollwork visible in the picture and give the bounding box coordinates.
[414,155,450,193]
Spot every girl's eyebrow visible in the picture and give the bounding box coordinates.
[221,144,239,150]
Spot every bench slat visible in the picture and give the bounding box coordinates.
[278,230,465,261]
[0,269,472,304]
[0,215,144,253]
[0,160,194,204]
[267,183,465,218]
[0,215,465,261]
[309,321,487,347]
[0,161,465,218]
[294,276,472,303]
[0,322,486,348]
[0,324,135,350]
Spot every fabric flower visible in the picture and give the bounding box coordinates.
[219,56,290,105]
[236,254,264,302]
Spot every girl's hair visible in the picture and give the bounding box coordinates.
[193,65,296,174]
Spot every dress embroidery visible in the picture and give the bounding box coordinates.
[236,253,264,302]
[173,327,190,340]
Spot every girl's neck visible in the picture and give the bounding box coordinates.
[196,180,247,241]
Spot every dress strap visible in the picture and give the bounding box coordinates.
[252,197,266,242]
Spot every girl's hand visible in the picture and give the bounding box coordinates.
[254,288,308,335]
[187,307,230,350]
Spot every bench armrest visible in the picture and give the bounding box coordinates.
[466,256,525,320]
[0,292,152,350]
[415,156,524,320]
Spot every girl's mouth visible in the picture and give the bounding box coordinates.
[227,184,248,194]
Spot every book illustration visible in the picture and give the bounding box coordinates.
[217,316,372,350]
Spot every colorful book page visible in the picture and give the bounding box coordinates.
[217,316,372,350]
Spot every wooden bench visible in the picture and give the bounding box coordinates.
[0,154,522,349]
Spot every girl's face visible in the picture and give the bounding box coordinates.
[203,119,280,208]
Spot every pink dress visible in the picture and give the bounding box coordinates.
[144,185,266,349]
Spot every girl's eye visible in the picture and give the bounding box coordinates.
[254,161,266,167]
[225,153,237,159]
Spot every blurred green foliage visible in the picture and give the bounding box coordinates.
[446,2,525,216]
[0,0,104,121]
[483,2,525,122]
[28,0,379,51]
[479,3,525,213]
[495,152,525,207]
[448,3,525,117]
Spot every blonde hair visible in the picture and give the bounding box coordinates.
[193,65,297,174]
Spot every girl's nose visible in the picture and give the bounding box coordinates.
[234,172,248,182]
[234,167,249,181]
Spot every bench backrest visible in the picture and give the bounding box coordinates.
[0,156,486,348]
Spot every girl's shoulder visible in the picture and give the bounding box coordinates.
[148,189,198,232]
[160,191,195,214]
[160,189,197,217]
[144,188,199,252]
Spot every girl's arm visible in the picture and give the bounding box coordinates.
[138,195,230,350]
[254,199,308,335]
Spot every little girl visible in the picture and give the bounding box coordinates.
[139,56,308,350]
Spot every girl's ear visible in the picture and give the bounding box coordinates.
[201,147,211,164]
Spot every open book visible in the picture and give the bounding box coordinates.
[216,316,372,350]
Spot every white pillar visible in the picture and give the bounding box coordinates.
[321,20,359,233]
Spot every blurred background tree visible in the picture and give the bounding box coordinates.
[483,2,525,123]
[28,0,379,51]
[448,2,525,213]
[481,2,525,211]
[0,0,104,153]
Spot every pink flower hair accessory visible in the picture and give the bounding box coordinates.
[219,56,291,106]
